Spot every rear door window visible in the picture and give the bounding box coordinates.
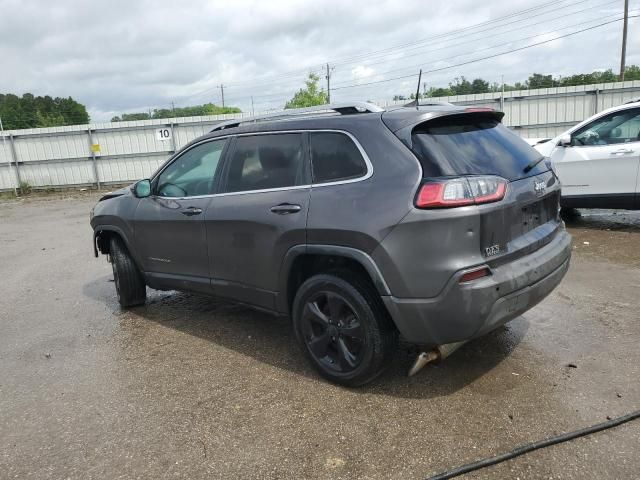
[411,114,546,180]
[223,133,308,193]
[310,132,368,183]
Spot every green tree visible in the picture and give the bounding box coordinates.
[623,65,640,80]
[153,103,240,118]
[0,93,88,129]
[111,103,241,122]
[471,78,490,93]
[422,65,640,99]
[285,73,328,109]
[426,87,453,97]
[527,73,556,89]
[449,77,473,95]
[36,110,65,127]
[118,112,152,121]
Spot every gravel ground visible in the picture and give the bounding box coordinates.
[0,193,638,479]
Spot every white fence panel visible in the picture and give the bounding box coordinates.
[1,81,639,191]
[15,132,87,162]
[0,164,15,190]
[94,127,167,157]
[97,155,168,184]
[19,160,95,187]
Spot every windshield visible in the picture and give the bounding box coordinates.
[411,114,546,181]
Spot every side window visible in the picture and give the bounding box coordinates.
[310,132,368,183]
[156,139,226,197]
[224,134,307,193]
[572,108,640,146]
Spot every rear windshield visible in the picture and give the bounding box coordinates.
[411,114,546,180]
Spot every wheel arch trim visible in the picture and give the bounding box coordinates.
[93,225,143,270]
[277,244,391,313]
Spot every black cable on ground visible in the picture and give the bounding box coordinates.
[426,410,640,480]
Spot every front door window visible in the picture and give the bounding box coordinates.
[572,108,640,146]
[156,139,227,197]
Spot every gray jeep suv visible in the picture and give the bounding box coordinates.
[91,102,571,386]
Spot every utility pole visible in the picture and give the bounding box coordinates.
[423,82,427,97]
[171,101,176,117]
[219,85,225,108]
[251,96,255,117]
[620,0,629,81]
[325,63,332,104]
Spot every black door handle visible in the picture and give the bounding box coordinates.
[270,203,302,215]
[181,207,203,216]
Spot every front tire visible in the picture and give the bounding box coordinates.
[292,272,397,387]
[110,236,146,308]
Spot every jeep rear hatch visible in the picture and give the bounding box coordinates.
[389,109,562,263]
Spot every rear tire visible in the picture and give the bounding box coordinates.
[292,271,397,387]
[560,207,581,220]
[110,236,146,308]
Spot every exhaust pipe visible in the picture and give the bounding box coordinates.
[407,341,468,377]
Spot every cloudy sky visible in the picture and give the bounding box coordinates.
[1,0,638,121]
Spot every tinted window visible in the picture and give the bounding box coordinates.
[156,139,226,197]
[310,132,368,183]
[225,134,307,192]
[572,108,640,146]
[411,114,546,181]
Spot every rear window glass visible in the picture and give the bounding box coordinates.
[310,132,368,183]
[411,114,546,180]
[224,133,307,192]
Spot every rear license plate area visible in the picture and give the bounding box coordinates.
[520,193,558,235]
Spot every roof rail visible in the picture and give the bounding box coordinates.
[210,102,384,132]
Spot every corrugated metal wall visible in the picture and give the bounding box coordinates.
[1,81,639,191]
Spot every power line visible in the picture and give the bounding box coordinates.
[332,0,618,72]
[332,16,633,92]
[184,0,618,105]
[183,0,600,97]
[330,0,597,67]
[208,13,638,111]
[330,9,626,89]
[227,0,588,86]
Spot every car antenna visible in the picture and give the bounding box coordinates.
[415,69,422,110]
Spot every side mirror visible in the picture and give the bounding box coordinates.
[132,179,151,198]
[558,134,571,147]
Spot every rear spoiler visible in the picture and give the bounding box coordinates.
[382,107,505,149]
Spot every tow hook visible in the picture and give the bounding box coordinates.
[407,341,468,377]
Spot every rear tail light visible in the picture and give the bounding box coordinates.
[415,176,507,209]
[459,266,491,283]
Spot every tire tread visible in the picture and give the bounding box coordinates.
[110,236,146,308]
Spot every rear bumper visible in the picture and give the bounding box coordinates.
[382,230,572,345]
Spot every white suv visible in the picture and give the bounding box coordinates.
[532,98,640,210]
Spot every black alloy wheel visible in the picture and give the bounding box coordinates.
[301,291,365,373]
[292,272,397,387]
